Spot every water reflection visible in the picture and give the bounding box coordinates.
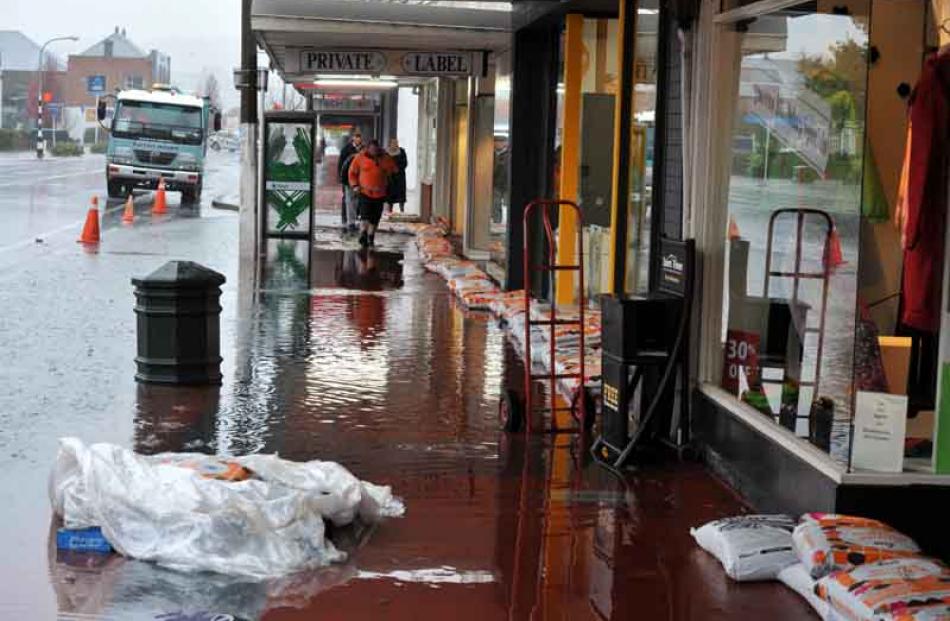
[46,233,810,619]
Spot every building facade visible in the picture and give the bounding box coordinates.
[63,27,171,108]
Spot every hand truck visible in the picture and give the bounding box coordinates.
[498,199,592,434]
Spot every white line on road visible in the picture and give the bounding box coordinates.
[0,170,102,188]
[0,198,149,255]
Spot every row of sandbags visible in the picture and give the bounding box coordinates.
[415,230,602,400]
[692,513,949,619]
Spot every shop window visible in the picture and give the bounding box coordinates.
[623,0,661,294]
[717,1,871,466]
[577,17,620,297]
[490,50,512,277]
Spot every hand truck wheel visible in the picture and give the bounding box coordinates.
[500,389,524,433]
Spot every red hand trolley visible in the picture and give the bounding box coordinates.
[499,199,592,434]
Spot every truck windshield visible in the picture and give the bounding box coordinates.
[113,100,203,145]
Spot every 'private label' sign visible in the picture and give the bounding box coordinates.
[300,50,387,74]
[402,52,473,76]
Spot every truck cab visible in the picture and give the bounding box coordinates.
[101,86,220,204]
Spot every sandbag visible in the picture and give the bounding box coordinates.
[793,514,920,579]
[691,514,798,581]
[49,438,404,579]
[816,558,950,620]
[778,563,831,620]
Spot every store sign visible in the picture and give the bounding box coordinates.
[721,330,760,395]
[402,51,472,76]
[851,391,908,472]
[298,50,387,74]
[287,48,476,77]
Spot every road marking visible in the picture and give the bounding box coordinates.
[0,170,102,189]
[0,198,148,255]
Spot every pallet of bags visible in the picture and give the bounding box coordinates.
[816,557,950,620]
[417,237,453,261]
[489,290,527,322]
[460,289,504,311]
[691,514,800,582]
[793,513,922,579]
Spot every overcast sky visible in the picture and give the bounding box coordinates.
[7,0,242,107]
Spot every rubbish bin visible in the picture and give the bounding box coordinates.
[132,261,225,385]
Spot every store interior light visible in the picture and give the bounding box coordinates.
[313,79,398,90]
[316,74,398,81]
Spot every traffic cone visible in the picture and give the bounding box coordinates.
[121,195,135,224]
[152,178,167,215]
[823,225,845,273]
[77,196,101,244]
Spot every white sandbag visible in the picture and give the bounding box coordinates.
[49,437,404,579]
[778,563,830,620]
[691,514,798,581]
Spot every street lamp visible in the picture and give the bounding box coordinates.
[36,35,78,159]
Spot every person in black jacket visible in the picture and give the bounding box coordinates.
[338,133,363,230]
[385,138,408,213]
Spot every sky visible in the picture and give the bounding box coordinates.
[6,0,242,108]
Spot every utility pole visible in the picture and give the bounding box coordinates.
[238,0,259,261]
[35,36,78,159]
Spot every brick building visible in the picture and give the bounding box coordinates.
[63,27,170,107]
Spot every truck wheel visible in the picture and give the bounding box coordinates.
[107,181,124,200]
[182,184,202,205]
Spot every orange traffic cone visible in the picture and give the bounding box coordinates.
[77,196,101,244]
[728,215,742,240]
[121,195,135,224]
[823,225,845,273]
[152,178,167,215]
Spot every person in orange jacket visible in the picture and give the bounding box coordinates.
[348,139,398,247]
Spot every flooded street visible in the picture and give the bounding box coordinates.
[0,156,813,618]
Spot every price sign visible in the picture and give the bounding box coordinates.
[721,330,760,394]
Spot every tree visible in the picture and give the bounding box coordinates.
[797,39,867,129]
[198,72,222,110]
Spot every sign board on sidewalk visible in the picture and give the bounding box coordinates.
[851,391,909,473]
[262,111,315,245]
[86,75,106,95]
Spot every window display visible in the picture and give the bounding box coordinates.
[718,3,871,465]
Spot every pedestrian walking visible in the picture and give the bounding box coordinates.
[385,138,408,213]
[338,133,363,230]
[348,139,398,248]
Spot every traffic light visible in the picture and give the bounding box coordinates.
[42,91,53,103]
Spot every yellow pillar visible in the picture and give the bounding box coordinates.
[555,14,584,305]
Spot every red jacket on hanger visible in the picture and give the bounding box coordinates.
[899,51,950,332]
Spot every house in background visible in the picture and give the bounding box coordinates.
[0,30,66,130]
[63,27,171,108]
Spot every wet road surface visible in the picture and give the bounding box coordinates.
[0,153,815,619]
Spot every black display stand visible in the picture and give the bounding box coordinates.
[592,238,695,470]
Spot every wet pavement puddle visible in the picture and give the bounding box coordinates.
[33,230,819,620]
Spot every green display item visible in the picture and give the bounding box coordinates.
[265,124,313,233]
[935,363,950,474]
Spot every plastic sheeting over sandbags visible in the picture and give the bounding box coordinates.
[49,438,404,579]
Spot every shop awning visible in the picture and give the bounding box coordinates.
[252,0,514,81]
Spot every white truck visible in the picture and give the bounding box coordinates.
[98,86,220,203]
